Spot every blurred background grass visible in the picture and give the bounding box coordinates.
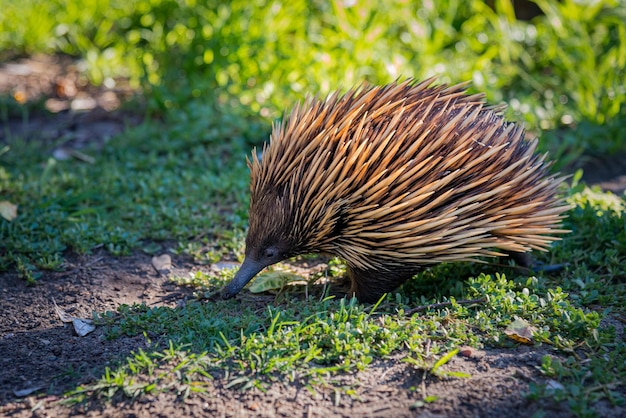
[1,0,625,162]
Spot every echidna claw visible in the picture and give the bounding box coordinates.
[531,263,567,273]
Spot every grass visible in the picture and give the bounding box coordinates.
[1,0,626,416]
[81,273,603,391]
[70,261,619,416]
[0,102,264,275]
[3,111,624,415]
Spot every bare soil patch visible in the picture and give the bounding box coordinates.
[0,251,594,418]
[0,252,188,408]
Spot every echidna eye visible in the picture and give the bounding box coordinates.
[264,248,276,258]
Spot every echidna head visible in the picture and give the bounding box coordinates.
[221,190,301,299]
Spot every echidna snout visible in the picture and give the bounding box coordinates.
[220,257,264,299]
[221,78,571,302]
[221,244,288,299]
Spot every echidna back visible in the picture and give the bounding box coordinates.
[230,79,569,302]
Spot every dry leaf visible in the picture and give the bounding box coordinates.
[545,379,565,392]
[53,299,96,336]
[458,346,474,357]
[73,318,96,336]
[53,299,74,323]
[504,317,535,344]
[151,254,172,273]
[0,201,18,221]
[13,386,43,397]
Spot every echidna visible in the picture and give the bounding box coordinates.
[222,79,570,303]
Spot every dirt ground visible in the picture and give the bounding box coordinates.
[1,55,625,417]
[3,251,618,418]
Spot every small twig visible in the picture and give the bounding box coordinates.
[421,369,427,400]
[319,271,329,302]
[585,382,622,395]
[405,297,487,316]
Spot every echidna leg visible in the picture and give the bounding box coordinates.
[503,251,533,268]
[346,266,416,303]
[503,250,566,273]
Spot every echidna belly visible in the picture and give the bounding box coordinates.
[347,265,421,303]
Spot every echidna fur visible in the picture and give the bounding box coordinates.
[222,78,570,303]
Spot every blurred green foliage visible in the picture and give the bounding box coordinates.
[1,0,625,135]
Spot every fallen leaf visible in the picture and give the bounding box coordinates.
[53,299,96,336]
[53,299,74,323]
[248,271,305,294]
[458,346,474,357]
[0,201,18,221]
[504,317,535,344]
[13,386,43,397]
[73,318,96,336]
[152,254,172,273]
[545,379,565,392]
